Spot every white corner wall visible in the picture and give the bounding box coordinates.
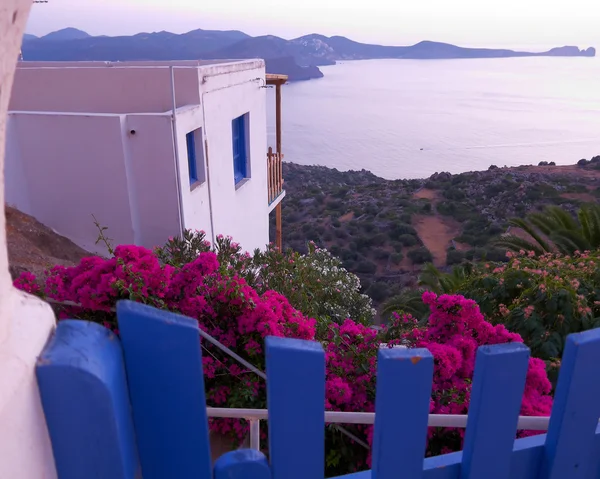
[173,105,213,240]
[201,64,270,253]
[124,113,184,249]
[0,1,58,478]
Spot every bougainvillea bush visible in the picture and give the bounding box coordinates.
[14,237,553,476]
[16,242,317,444]
[323,292,553,473]
[155,230,376,333]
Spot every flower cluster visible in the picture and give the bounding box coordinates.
[404,292,552,453]
[457,249,600,360]
[156,230,376,333]
[322,293,552,470]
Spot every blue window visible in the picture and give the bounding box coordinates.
[186,129,205,187]
[186,131,198,184]
[232,114,249,184]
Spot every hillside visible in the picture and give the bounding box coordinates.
[272,158,600,306]
[7,157,600,312]
[5,206,91,280]
[22,28,596,82]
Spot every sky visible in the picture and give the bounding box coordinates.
[25,0,598,49]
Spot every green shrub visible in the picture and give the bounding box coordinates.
[408,247,433,264]
[356,260,377,275]
[418,250,600,361]
[446,249,465,265]
[398,234,418,247]
[391,252,404,264]
[393,223,417,236]
[334,228,348,239]
[327,199,344,210]
[399,213,413,224]
[374,249,389,260]
[366,281,391,302]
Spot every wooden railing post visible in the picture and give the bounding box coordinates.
[267,147,273,204]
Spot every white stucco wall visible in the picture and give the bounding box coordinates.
[5,112,135,254]
[200,62,270,252]
[124,113,183,249]
[4,115,31,212]
[10,66,200,114]
[0,1,58,478]
[173,105,213,240]
[6,59,271,256]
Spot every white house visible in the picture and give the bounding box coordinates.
[5,60,286,255]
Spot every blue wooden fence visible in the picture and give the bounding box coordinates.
[36,300,600,479]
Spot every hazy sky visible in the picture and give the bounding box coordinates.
[26,0,598,48]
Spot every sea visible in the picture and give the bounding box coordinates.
[266,55,600,180]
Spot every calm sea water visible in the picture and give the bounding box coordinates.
[267,57,600,180]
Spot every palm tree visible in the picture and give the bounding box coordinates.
[495,204,600,255]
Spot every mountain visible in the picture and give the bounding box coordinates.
[40,27,91,42]
[22,33,38,41]
[21,28,596,82]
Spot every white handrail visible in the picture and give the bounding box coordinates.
[207,407,553,429]
[206,407,554,452]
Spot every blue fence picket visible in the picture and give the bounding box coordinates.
[539,328,600,479]
[266,336,325,479]
[371,348,433,479]
[461,342,530,479]
[116,300,212,479]
[36,320,140,479]
[214,450,272,479]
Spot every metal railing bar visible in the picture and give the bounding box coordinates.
[249,419,260,451]
[197,328,267,380]
[207,407,555,431]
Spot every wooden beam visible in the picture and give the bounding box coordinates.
[266,73,288,86]
[275,83,282,155]
[276,203,283,251]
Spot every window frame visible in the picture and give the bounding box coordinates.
[185,128,205,188]
[232,114,249,185]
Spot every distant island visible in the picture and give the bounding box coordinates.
[22,27,596,82]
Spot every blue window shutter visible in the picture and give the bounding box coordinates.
[186,132,198,184]
[232,115,247,184]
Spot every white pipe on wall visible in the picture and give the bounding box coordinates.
[169,66,185,238]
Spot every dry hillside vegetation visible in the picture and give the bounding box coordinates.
[5,205,91,280]
[274,160,600,305]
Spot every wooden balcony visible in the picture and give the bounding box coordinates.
[266,73,288,251]
[267,146,284,205]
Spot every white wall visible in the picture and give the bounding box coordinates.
[4,115,31,212]
[6,112,135,253]
[10,66,200,114]
[173,105,213,240]
[0,1,58,477]
[124,113,183,249]
[6,59,271,256]
[200,62,270,253]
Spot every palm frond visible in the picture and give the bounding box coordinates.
[551,229,591,255]
[494,234,546,256]
[507,217,551,253]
